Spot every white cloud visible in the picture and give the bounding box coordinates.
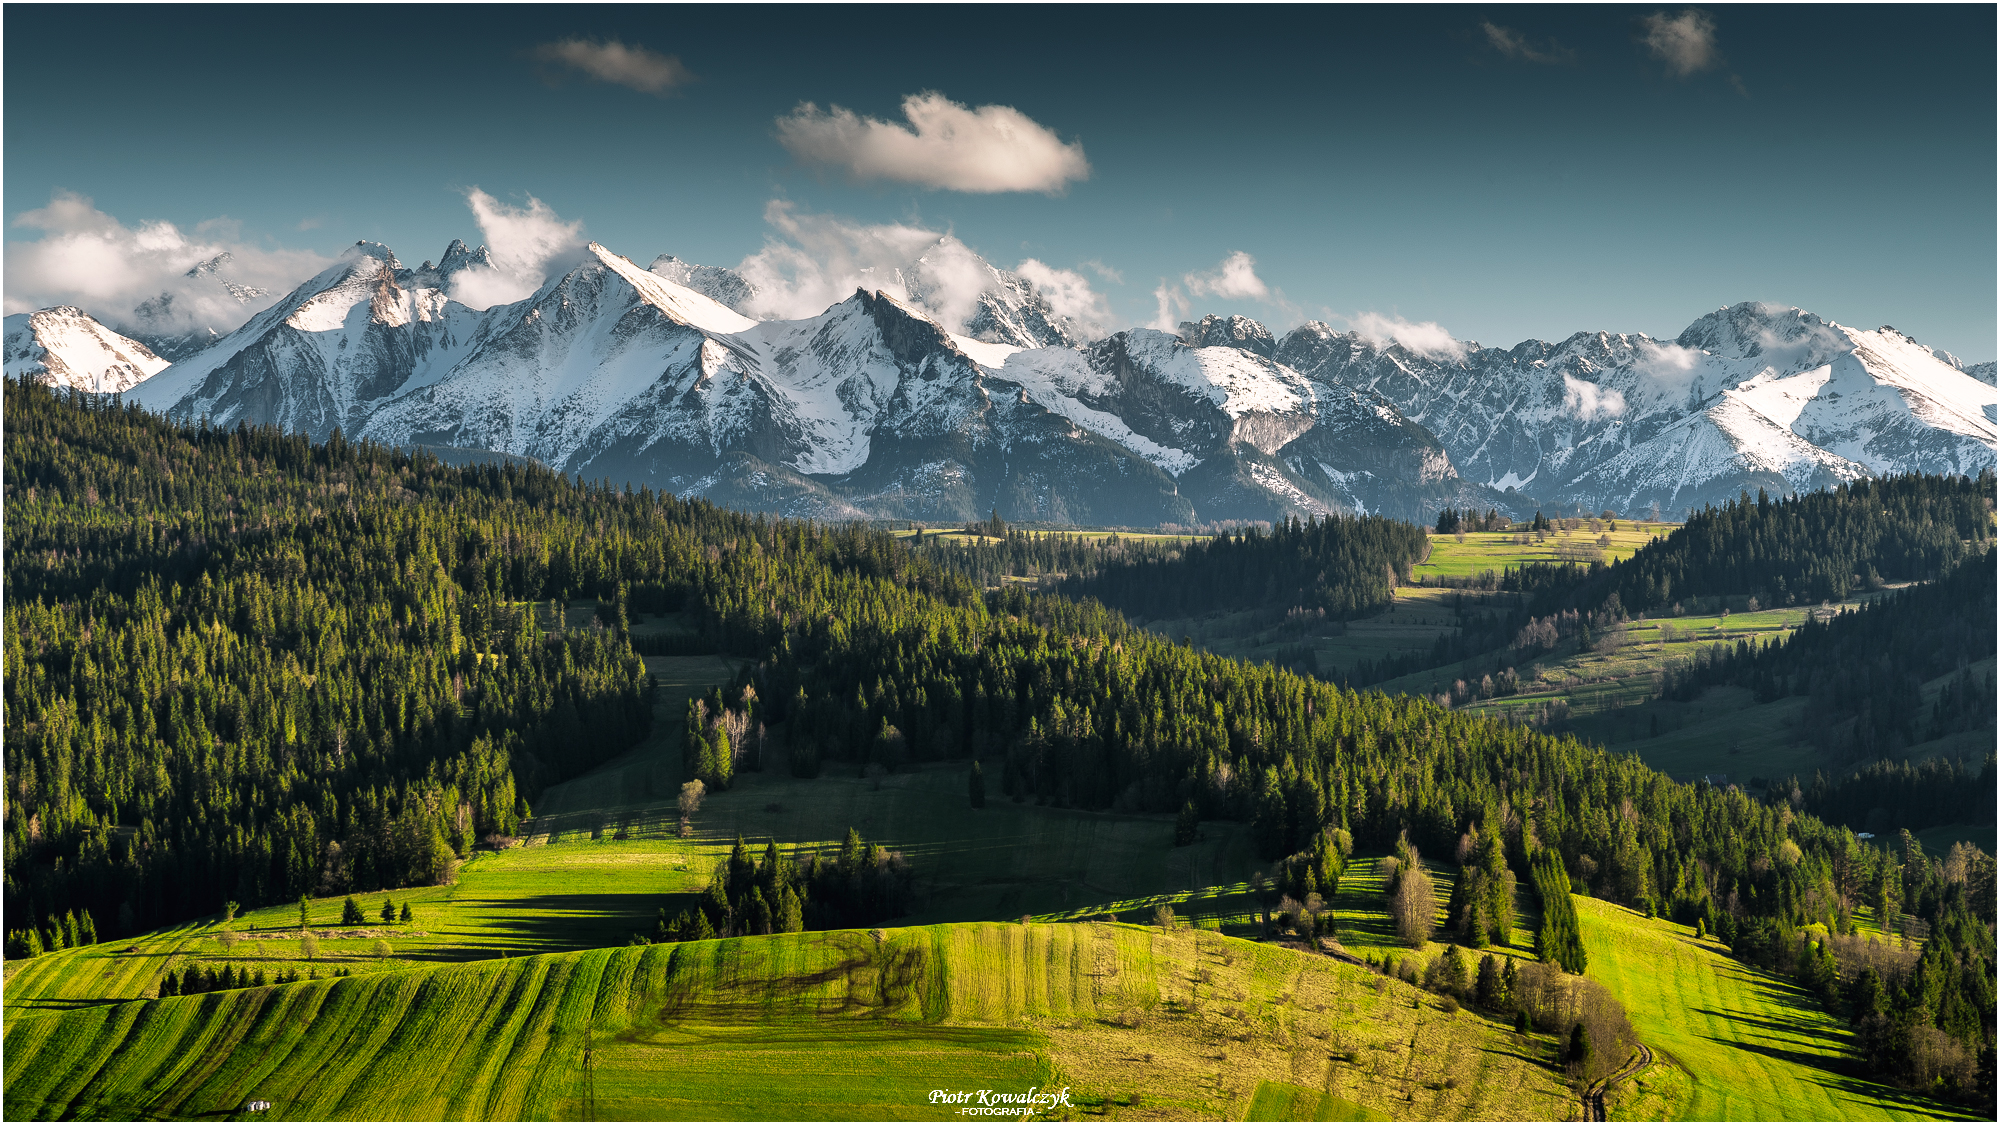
[1150,251,1275,331]
[1563,374,1628,421]
[3,191,330,336]
[1347,311,1466,360]
[1077,259,1124,285]
[1482,22,1577,65]
[1184,250,1268,301]
[1642,9,1719,77]
[729,203,1112,338]
[1149,281,1183,333]
[533,38,694,94]
[448,189,588,309]
[733,201,943,320]
[1634,339,1706,390]
[1016,259,1113,339]
[775,91,1089,194]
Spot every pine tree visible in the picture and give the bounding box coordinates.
[777,886,805,934]
[1175,800,1201,847]
[299,895,311,931]
[1475,953,1501,1008]
[381,899,396,924]
[1568,1022,1592,1067]
[341,896,365,925]
[400,903,413,923]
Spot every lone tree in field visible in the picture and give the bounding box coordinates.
[300,931,319,961]
[341,896,365,925]
[400,903,413,924]
[1387,833,1438,946]
[678,779,706,837]
[298,895,310,930]
[968,760,986,808]
[381,899,396,924]
[371,939,392,960]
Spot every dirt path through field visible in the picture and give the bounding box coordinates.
[1583,1041,1654,1121]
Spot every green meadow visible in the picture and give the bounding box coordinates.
[1577,897,1970,1121]
[4,922,1577,1122]
[1412,523,1674,581]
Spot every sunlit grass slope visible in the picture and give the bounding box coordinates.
[5,921,1574,1122]
[1576,897,1968,1121]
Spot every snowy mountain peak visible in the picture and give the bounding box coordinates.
[5,305,171,394]
[1179,314,1276,357]
[1674,301,1846,373]
[648,255,759,313]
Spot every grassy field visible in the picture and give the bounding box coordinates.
[1576,896,1970,1121]
[4,922,1576,1122]
[1412,523,1674,581]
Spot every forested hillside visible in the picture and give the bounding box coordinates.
[5,379,1992,1109]
[1545,476,1992,616]
[1660,549,1996,761]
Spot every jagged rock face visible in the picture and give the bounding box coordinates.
[3,306,170,393]
[1180,314,1275,357]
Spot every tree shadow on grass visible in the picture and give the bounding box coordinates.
[1695,1033,1970,1118]
[1689,1004,1847,1043]
[398,892,698,961]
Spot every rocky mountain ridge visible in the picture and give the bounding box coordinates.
[24,233,1995,526]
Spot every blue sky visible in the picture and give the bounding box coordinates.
[6,4,1994,357]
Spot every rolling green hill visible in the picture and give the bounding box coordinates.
[1578,897,1969,1121]
[4,922,1576,1122]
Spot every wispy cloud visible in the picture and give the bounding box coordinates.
[533,38,694,95]
[1642,10,1719,76]
[448,189,588,309]
[1482,22,1577,65]
[1563,374,1628,421]
[729,201,1113,338]
[1185,251,1269,301]
[3,190,330,334]
[1150,251,1273,330]
[775,92,1089,194]
[1347,311,1466,360]
[1015,259,1114,339]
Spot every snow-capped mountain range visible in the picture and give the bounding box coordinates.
[10,235,1994,526]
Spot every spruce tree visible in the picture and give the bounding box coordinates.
[1568,1023,1592,1067]
[341,896,365,925]
[400,903,413,923]
[1175,801,1200,846]
[381,899,396,924]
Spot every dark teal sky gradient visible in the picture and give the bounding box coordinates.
[6,4,1994,356]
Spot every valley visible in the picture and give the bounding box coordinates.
[2,379,1991,1121]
